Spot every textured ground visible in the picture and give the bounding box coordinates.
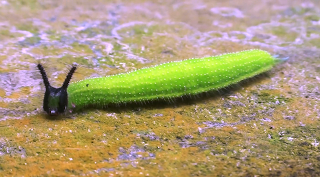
[0,0,320,176]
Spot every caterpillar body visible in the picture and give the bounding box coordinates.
[38,49,279,115]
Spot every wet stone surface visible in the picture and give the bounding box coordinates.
[0,0,320,176]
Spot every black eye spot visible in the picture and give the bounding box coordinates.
[86,84,89,87]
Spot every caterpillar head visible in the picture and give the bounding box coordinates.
[37,63,77,116]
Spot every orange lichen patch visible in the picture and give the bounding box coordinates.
[12,118,31,127]
[220,126,234,132]
[0,101,8,108]
[288,98,315,118]
[64,149,105,163]
[0,88,6,97]
[7,92,21,99]
[154,146,211,175]
[20,87,31,96]
[0,55,6,65]
[146,141,161,147]
[56,72,69,84]
[7,87,31,99]
[235,124,248,131]
[270,96,315,129]
[280,84,293,93]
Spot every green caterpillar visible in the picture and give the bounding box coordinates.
[38,49,279,115]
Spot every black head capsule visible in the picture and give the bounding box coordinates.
[37,63,77,116]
